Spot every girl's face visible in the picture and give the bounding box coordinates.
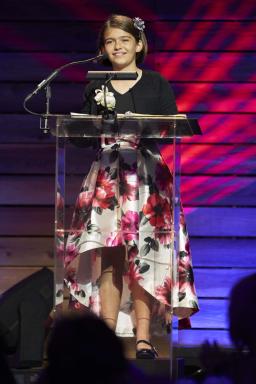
[102,27,142,70]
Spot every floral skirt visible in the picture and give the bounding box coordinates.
[64,138,199,336]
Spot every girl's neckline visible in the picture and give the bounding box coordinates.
[109,70,143,95]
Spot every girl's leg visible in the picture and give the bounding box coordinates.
[99,246,125,330]
[131,281,152,350]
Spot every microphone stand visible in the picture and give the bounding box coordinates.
[40,85,51,133]
[23,53,104,132]
[103,73,115,122]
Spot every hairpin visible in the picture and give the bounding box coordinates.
[133,17,145,32]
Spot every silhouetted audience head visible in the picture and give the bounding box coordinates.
[37,312,128,384]
[199,273,256,384]
[0,335,16,384]
[229,272,256,354]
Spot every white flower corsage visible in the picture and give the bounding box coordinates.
[94,86,116,111]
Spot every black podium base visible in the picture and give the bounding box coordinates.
[10,357,199,383]
[11,346,235,383]
[132,358,172,378]
[131,355,198,381]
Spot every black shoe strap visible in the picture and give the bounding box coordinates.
[136,339,152,347]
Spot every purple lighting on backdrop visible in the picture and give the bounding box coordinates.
[1,0,255,204]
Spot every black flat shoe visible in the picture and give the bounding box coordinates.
[136,339,158,359]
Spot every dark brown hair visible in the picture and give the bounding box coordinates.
[97,14,148,66]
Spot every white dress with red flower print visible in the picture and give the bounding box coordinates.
[65,136,199,336]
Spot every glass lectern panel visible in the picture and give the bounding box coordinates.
[50,114,200,379]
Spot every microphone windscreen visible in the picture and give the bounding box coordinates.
[99,52,108,62]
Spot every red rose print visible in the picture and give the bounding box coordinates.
[64,243,79,266]
[142,193,172,228]
[121,211,139,241]
[156,162,172,194]
[156,230,172,245]
[78,190,94,208]
[127,244,139,261]
[93,169,116,209]
[126,262,143,288]
[106,232,123,246]
[120,169,138,202]
[155,276,173,305]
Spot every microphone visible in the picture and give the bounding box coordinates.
[87,71,138,80]
[24,53,106,101]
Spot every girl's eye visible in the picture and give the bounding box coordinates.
[104,37,130,45]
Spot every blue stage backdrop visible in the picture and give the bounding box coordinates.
[0,0,256,348]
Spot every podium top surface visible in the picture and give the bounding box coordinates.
[47,113,202,139]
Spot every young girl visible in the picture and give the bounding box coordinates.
[65,14,199,359]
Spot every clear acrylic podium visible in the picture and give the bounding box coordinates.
[49,113,201,377]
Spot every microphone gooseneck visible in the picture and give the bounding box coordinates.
[103,73,115,120]
[23,53,105,116]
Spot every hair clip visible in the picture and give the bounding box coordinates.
[133,17,145,32]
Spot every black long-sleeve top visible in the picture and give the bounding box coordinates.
[81,70,178,115]
[71,70,178,148]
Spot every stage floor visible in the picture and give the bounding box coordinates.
[9,328,234,382]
